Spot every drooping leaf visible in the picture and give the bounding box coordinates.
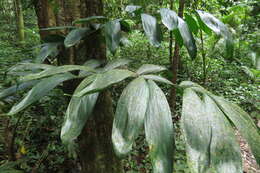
[141,14,162,47]
[79,60,103,77]
[196,10,233,59]
[36,42,61,63]
[173,28,183,47]
[8,73,75,115]
[61,75,98,151]
[103,58,131,72]
[182,89,242,173]
[136,64,166,75]
[64,28,93,47]
[160,8,178,31]
[112,77,149,157]
[212,95,260,165]
[145,80,174,173]
[104,20,122,54]
[72,16,107,25]
[181,88,211,172]
[83,59,103,69]
[0,80,39,99]
[75,69,135,97]
[184,13,199,35]
[203,95,242,173]
[142,75,173,85]
[7,63,53,74]
[20,65,95,81]
[177,17,197,59]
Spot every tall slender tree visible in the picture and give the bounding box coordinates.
[33,0,122,172]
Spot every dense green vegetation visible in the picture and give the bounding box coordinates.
[0,0,259,173]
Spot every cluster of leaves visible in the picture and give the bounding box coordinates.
[1,3,260,173]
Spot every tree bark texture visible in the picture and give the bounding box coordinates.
[33,0,123,172]
[170,0,185,115]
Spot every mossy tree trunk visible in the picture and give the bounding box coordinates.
[34,0,123,172]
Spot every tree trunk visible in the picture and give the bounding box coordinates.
[170,0,185,115]
[33,0,123,172]
[14,0,25,43]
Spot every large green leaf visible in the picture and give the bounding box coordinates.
[212,95,260,165]
[0,80,39,99]
[79,60,103,77]
[72,16,107,24]
[36,42,61,63]
[64,28,93,47]
[21,65,94,81]
[104,20,122,54]
[8,73,75,115]
[61,75,98,150]
[8,63,52,73]
[203,95,242,173]
[103,58,131,72]
[141,14,162,47]
[177,17,197,59]
[196,10,233,59]
[145,80,174,173]
[184,13,199,35]
[112,77,149,157]
[136,64,166,75]
[182,89,242,173]
[142,75,173,85]
[75,69,135,97]
[160,8,178,31]
[181,88,211,172]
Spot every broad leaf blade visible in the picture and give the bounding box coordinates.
[184,13,199,35]
[112,77,149,157]
[104,20,122,54]
[145,80,174,173]
[75,69,135,97]
[103,58,131,72]
[212,95,260,165]
[21,65,94,81]
[203,95,242,173]
[0,80,39,99]
[61,75,98,150]
[181,88,211,172]
[64,28,92,47]
[177,17,197,59]
[36,42,61,63]
[142,75,173,85]
[196,10,233,59]
[141,14,162,47]
[160,8,178,31]
[8,73,75,115]
[136,64,166,75]
[8,63,53,73]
